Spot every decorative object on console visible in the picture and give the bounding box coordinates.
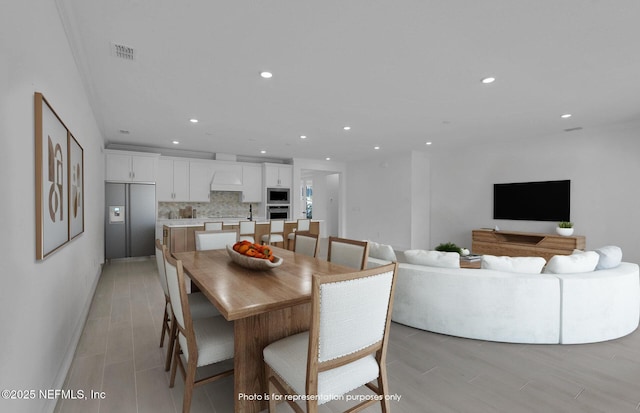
[405,249,460,268]
[556,221,574,236]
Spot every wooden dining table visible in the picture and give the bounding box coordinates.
[172,246,355,413]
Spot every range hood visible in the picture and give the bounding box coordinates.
[210,164,243,190]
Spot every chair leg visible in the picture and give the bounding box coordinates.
[182,362,197,413]
[160,304,169,347]
[377,369,390,413]
[169,341,180,388]
[265,365,277,413]
[165,315,177,371]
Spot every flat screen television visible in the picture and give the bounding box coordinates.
[493,180,570,222]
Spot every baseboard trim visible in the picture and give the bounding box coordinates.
[44,264,102,413]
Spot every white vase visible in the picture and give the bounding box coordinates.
[556,227,574,236]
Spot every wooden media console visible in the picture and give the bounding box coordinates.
[472,229,585,261]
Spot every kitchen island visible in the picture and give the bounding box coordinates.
[158,218,322,253]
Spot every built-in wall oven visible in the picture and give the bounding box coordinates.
[268,205,289,220]
[267,188,290,204]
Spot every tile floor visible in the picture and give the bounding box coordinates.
[55,256,640,413]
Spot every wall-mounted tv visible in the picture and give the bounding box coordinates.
[493,180,570,222]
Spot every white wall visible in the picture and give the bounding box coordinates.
[0,2,105,413]
[429,122,640,263]
[346,152,416,251]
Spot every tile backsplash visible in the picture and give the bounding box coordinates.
[158,191,260,219]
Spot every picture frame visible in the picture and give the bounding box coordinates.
[68,132,84,240]
[35,92,69,260]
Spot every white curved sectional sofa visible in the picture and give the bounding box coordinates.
[368,256,640,344]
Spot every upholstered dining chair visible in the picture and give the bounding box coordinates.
[238,220,256,243]
[287,218,311,250]
[263,262,398,413]
[154,240,220,371]
[261,219,285,247]
[294,232,319,258]
[194,229,238,251]
[327,236,370,270]
[204,221,223,231]
[163,248,235,413]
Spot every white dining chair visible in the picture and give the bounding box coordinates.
[261,220,285,247]
[163,248,235,413]
[238,220,256,243]
[204,221,223,231]
[327,236,370,270]
[294,232,319,258]
[154,240,220,372]
[287,218,310,250]
[194,229,238,251]
[263,262,398,413]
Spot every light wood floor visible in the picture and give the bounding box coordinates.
[55,257,640,413]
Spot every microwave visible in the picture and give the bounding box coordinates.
[267,187,290,204]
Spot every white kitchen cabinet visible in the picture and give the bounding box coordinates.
[264,164,292,188]
[189,160,214,202]
[157,158,189,201]
[105,151,157,182]
[241,164,262,203]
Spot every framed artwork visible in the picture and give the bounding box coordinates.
[69,133,84,239]
[35,92,69,259]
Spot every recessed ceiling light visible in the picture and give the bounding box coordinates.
[374,146,380,150]
[260,71,273,79]
[561,113,572,119]
[426,141,432,145]
[300,135,307,139]
[172,140,180,145]
[326,157,331,161]
[343,126,351,131]
[481,77,496,84]
[260,150,267,154]
[189,118,198,123]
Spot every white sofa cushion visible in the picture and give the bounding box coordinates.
[544,251,599,274]
[368,241,397,261]
[595,245,623,270]
[404,250,460,268]
[481,255,546,274]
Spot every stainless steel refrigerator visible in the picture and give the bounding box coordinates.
[105,182,156,259]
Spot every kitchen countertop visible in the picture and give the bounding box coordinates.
[158,217,320,227]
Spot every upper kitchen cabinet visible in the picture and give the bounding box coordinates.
[157,158,190,201]
[210,162,243,191]
[264,164,292,188]
[241,164,262,203]
[189,160,214,202]
[105,150,158,182]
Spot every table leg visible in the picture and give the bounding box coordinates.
[233,303,311,413]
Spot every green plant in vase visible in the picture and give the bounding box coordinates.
[556,221,574,236]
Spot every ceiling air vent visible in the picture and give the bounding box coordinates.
[111,42,136,61]
[564,127,583,132]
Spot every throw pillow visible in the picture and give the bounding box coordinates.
[543,250,599,274]
[368,241,397,262]
[594,245,623,270]
[404,249,460,268]
[481,255,546,274]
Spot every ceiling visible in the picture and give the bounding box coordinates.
[56,0,640,162]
